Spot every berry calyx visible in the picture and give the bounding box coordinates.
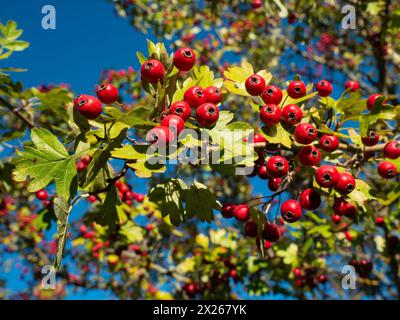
[383,141,400,159]
[95,83,119,104]
[367,94,384,110]
[36,189,48,201]
[173,47,196,71]
[315,80,333,97]
[146,126,173,145]
[233,204,250,222]
[294,123,317,144]
[266,155,289,178]
[287,80,306,99]
[319,135,339,152]
[315,165,339,188]
[195,103,219,127]
[377,161,398,179]
[169,101,191,122]
[161,114,185,136]
[73,94,102,119]
[298,145,321,166]
[245,74,266,96]
[184,86,207,108]
[281,200,302,223]
[204,86,222,104]
[261,85,283,105]
[262,223,280,242]
[299,189,321,210]
[345,80,360,92]
[281,104,303,125]
[141,59,165,84]
[334,172,356,194]
[361,131,379,146]
[260,104,282,126]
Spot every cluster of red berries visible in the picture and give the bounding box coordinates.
[292,267,327,288]
[35,189,53,209]
[76,155,92,172]
[73,83,119,119]
[115,180,144,205]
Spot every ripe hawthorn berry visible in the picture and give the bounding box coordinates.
[268,177,282,191]
[233,204,250,222]
[281,104,302,125]
[245,74,266,96]
[76,161,87,172]
[251,132,267,144]
[375,217,385,227]
[287,80,306,99]
[377,161,398,179]
[315,165,339,188]
[345,80,359,92]
[146,126,173,145]
[134,193,145,202]
[260,104,282,126]
[362,131,379,146]
[81,155,92,165]
[287,12,297,24]
[315,80,333,97]
[204,86,222,104]
[244,219,258,237]
[266,155,289,178]
[161,114,185,135]
[367,94,384,110]
[294,123,317,144]
[173,47,196,71]
[221,203,236,218]
[141,59,165,83]
[281,200,302,223]
[334,172,356,194]
[88,195,98,203]
[73,94,102,119]
[299,189,321,210]
[331,214,341,223]
[36,189,48,201]
[252,0,262,9]
[95,83,119,104]
[195,103,219,127]
[184,86,207,108]
[319,135,339,152]
[262,223,280,242]
[298,145,321,166]
[258,165,270,179]
[261,85,283,105]
[383,141,400,159]
[183,283,198,296]
[169,101,191,122]
[333,198,356,218]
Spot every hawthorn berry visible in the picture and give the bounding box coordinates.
[333,198,356,218]
[383,141,400,159]
[76,161,87,172]
[73,94,102,119]
[257,165,270,179]
[134,193,144,202]
[366,94,384,110]
[261,85,283,105]
[298,145,321,166]
[233,204,250,222]
[146,126,173,145]
[362,131,379,146]
[161,114,185,135]
[266,155,289,178]
[252,133,267,144]
[315,80,333,97]
[184,86,207,108]
[204,86,222,104]
[294,123,317,144]
[331,214,341,223]
[244,219,258,237]
[334,172,356,194]
[183,283,198,296]
[287,80,306,99]
[317,275,327,284]
[319,135,339,152]
[245,74,266,96]
[315,165,339,188]
[221,203,236,218]
[173,47,196,71]
[281,104,302,125]
[262,223,280,242]
[344,230,353,242]
[95,83,119,104]
[268,177,282,191]
[169,101,191,122]
[293,268,303,277]
[345,80,359,92]
[36,189,48,201]
[141,59,165,83]
[252,0,262,9]
[281,200,302,223]
[260,104,282,126]
[80,155,92,165]
[375,216,385,227]
[377,161,398,179]
[287,12,297,24]
[195,103,219,127]
[299,189,321,210]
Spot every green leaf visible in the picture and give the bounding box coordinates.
[53,197,71,270]
[96,185,120,230]
[120,222,144,242]
[103,106,157,129]
[261,123,292,148]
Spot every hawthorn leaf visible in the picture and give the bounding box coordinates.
[261,123,292,148]
[96,185,120,230]
[53,196,71,270]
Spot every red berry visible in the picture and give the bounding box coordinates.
[344,230,353,241]
[317,275,327,284]
[161,114,185,136]
[79,225,88,234]
[287,12,297,24]
[257,165,269,179]
[260,104,282,126]
[294,123,317,144]
[183,283,198,296]
[229,269,239,281]
[76,161,87,172]
[95,83,119,104]
[261,85,283,105]
[245,74,266,96]
[293,268,303,277]
[315,165,339,188]
[383,141,400,159]
[118,184,129,193]
[262,223,280,242]
[377,161,398,179]
[319,135,339,152]
[367,94,384,110]
[204,86,222,104]
[141,59,165,84]
[266,155,289,178]
[173,47,196,71]
[298,145,321,166]
[244,220,258,237]
[81,155,92,165]
[345,80,359,92]
[134,193,145,202]
[361,131,379,146]
[184,86,207,108]
[331,214,341,223]
[268,177,282,191]
[195,103,219,127]
[88,195,97,203]
[146,126,173,145]
[375,216,385,226]
[334,172,356,194]
[233,204,250,222]
[169,101,191,122]
[221,203,236,218]
[124,191,134,201]
[36,189,48,201]
[287,80,306,99]
[73,94,102,119]
[281,104,302,125]
[299,189,321,210]
[252,0,262,9]
[252,133,267,144]
[316,80,333,97]
[333,198,356,218]
[281,200,302,223]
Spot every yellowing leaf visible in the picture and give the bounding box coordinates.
[195,234,209,249]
